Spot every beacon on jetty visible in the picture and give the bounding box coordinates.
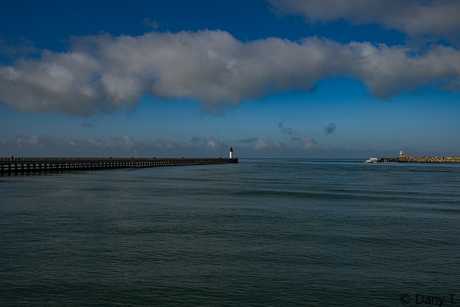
[229,147,233,159]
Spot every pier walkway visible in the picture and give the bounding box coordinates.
[0,157,238,173]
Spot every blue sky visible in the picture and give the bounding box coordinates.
[1,0,460,158]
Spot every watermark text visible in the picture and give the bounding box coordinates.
[400,294,458,306]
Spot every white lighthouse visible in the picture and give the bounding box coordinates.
[229,147,233,159]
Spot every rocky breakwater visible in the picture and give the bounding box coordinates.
[391,154,460,163]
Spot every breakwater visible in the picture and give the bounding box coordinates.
[0,157,238,173]
[391,154,460,163]
[366,155,460,163]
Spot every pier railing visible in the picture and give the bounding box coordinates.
[0,157,238,173]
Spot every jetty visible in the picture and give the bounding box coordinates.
[390,155,460,163]
[366,151,460,163]
[0,157,238,173]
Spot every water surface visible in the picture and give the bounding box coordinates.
[1,159,460,306]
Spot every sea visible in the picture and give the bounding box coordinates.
[1,158,460,307]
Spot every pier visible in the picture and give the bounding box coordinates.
[0,157,238,173]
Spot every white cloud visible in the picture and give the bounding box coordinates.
[239,137,287,151]
[254,138,273,150]
[240,135,326,151]
[203,136,223,150]
[190,136,225,150]
[269,0,460,43]
[1,30,460,115]
[292,136,322,150]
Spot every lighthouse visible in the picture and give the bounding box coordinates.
[229,147,233,159]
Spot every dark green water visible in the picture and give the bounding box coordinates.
[1,159,460,306]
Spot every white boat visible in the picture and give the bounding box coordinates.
[365,158,379,163]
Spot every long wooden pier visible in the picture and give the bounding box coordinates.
[0,157,238,173]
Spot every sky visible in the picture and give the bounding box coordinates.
[1,0,460,158]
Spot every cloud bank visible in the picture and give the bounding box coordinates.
[0,134,324,156]
[0,135,221,157]
[1,30,460,116]
[3,134,433,158]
